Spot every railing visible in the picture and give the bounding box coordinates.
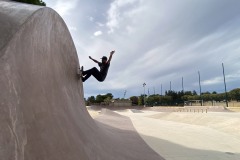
[176,108,208,113]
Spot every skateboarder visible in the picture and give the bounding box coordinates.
[80,50,115,82]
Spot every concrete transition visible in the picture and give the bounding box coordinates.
[0,1,164,160]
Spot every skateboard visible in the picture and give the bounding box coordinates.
[77,66,83,79]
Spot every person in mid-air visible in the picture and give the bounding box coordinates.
[80,50,115,82]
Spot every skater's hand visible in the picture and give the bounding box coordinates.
[110,50,115,55]
[89,56,92,60]
[107,51,115,64]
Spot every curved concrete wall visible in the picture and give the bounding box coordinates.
[0,0,42,53]
[0,1,90,159]
[0,1,163,160]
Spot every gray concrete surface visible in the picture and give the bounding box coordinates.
[116,110,240,160]
[0,1,163,160]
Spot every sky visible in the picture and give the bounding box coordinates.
[44,0,240,99]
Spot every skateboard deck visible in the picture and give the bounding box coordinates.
[77,66,83,79]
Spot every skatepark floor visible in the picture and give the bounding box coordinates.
[87,107,240,160]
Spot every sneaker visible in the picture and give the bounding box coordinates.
[81,66,85,82]
[80,66,84,72]
[77,67,82,79]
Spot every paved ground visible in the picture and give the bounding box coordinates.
[114,110,240,160]
[94,109,165,160]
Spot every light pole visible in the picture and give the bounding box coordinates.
[182,77,184,93]
[198,71,202,106]
[170,81,172,91]
[161,84,162,96]
[123,90,127,99]
[143,83,146,107]
[160,84,163,106]
[222,63,228,107]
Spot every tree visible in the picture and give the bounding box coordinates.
[181,95,189,101]
[202,93,211,101]
[212,93,225,102]
[95,93,114,103]
[104,97,112,105]
[12,0,46,6]
[192,90,197,95]
[165,90,184,105]
[130,96,138,105]
[184,91,193,96]
[87,96,95,103]
[202,91,210,95]
[160,95,172,105]
[146,95,158,106]
[229,88,240,101]
[106,93,114,99]
[95,95,105,103]
[138,95,144,106]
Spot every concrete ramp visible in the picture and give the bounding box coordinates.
[0,1,163,160]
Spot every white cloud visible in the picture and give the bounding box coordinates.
[89,16,94,22]
[202,77,223,85]
[226,72,240,82]
[45,0,240,98]
[96,22,104,27]
[106,3,119,33]
[126,26,134,34]
[106,0,143,33]
[52,0,77,17]
[68,26,77,31]
[94,31,103,36]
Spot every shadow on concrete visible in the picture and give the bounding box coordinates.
[140,134,240,160]
[94,109,165,160]
[95,109,240,160]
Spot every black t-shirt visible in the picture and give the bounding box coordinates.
[98,62,110,79]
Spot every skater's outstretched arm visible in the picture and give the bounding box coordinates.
[89,56,100,63]
[107,50,115,64]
